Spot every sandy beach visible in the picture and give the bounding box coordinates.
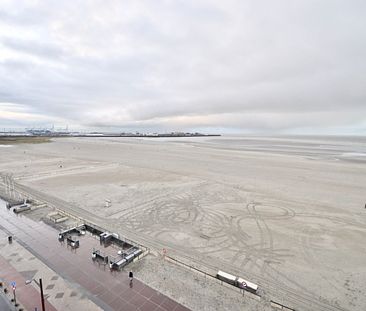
[0,135,365,311]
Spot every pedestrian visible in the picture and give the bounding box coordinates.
[129,271,133,283]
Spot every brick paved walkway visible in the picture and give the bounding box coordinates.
[0,254,58,311]
[0,201,190,311]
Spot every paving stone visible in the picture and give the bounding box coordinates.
[19,269,38,281]
[55,292,64,299]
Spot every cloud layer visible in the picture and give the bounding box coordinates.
[0,0,365,133]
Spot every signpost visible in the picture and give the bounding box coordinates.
[10,281,16,305]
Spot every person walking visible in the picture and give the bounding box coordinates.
[129,271,133,283]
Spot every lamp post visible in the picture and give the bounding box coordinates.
[25,278,46,311]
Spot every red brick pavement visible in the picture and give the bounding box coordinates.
[0,254,58,311]
[0,204,190,311]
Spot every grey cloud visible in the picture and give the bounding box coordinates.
[0,0,365,133]
[0,7,47,26]
[1,37,64,59]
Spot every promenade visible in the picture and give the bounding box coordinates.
[0,200,190,311]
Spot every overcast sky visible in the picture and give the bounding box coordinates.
[0,0,365,134]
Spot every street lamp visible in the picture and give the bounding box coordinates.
[25,278,46,311]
